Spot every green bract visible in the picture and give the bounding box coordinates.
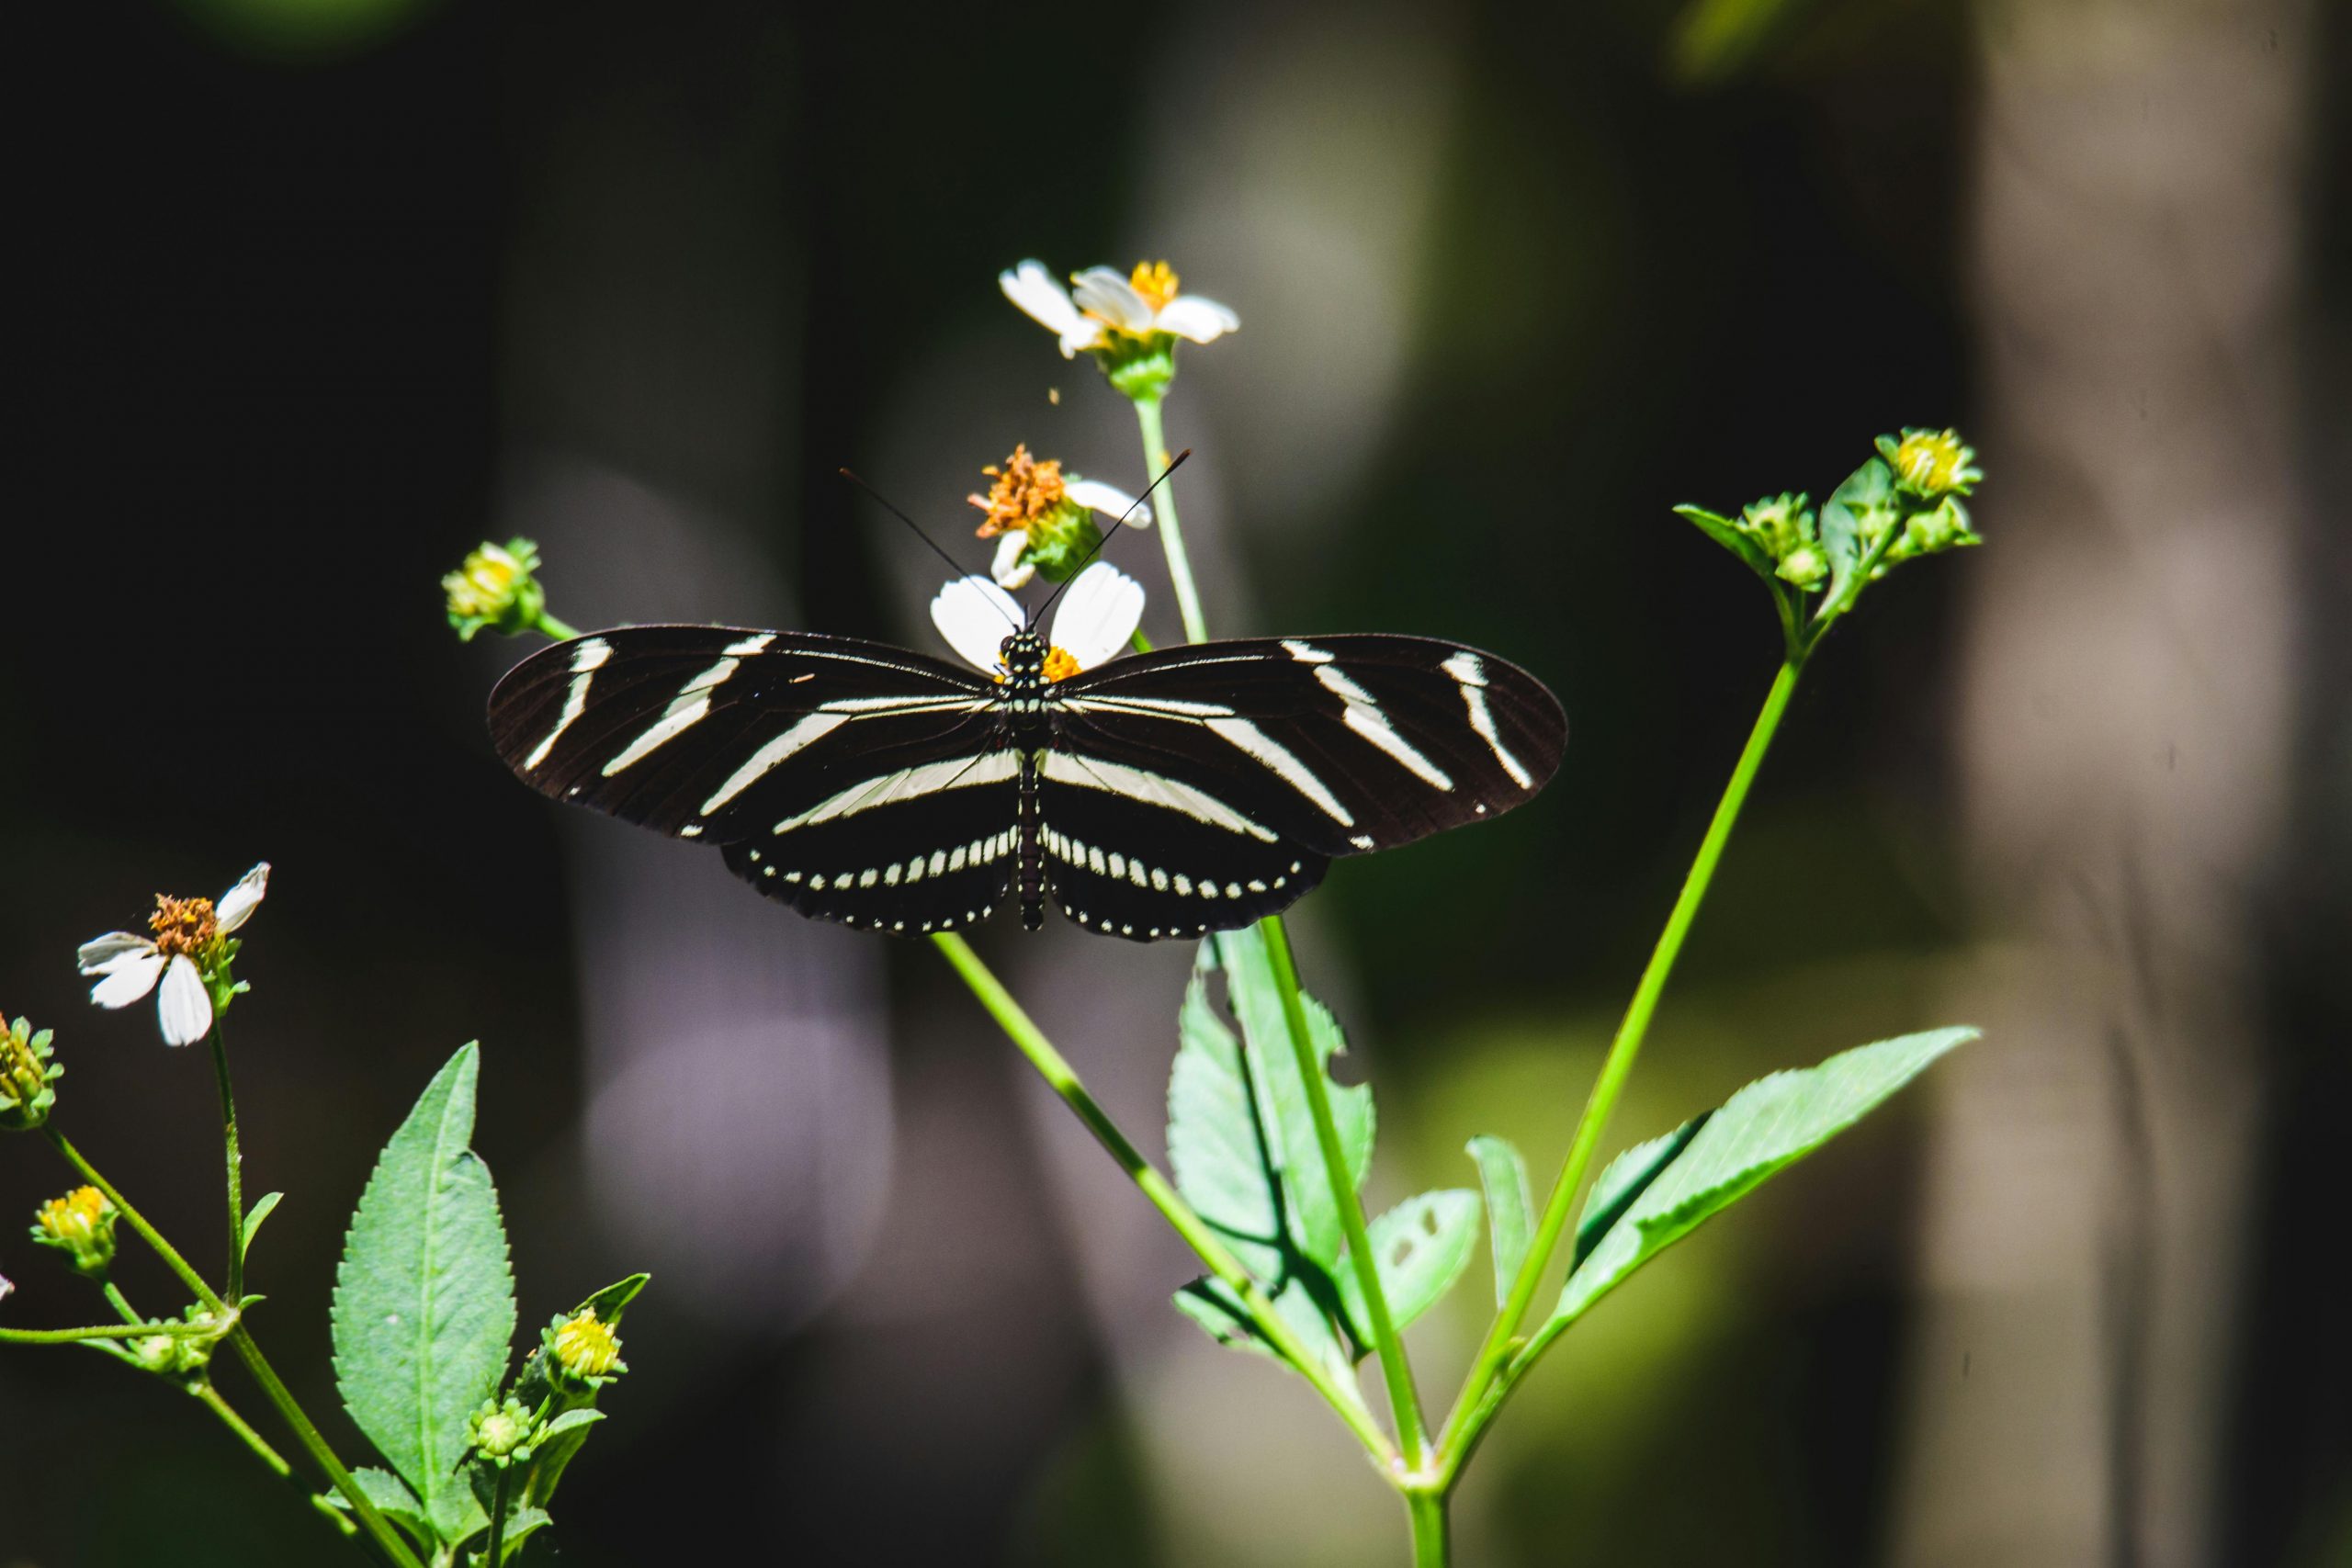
[0,1015,62,1132]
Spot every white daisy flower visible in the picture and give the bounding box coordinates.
[930,561,1146,682]
[76,863,269,1047]
[999,259,1239,360]
[969,445,1151,589]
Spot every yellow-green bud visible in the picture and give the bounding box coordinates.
[444,538,548,642]
[31,1187,118,1278]
[1731,492,1829,592]
[546,1306,626,1388]
[1875,428,1982,499]
[1,1015,62,1132]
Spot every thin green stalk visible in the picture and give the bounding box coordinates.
[929,931,1397,1467]
[533,610,580,641]
[1434,657,1804,1469]
[1132,396,1207,643]
[484,1464,513,1567]
[1260,913,1428,1466]
[208,1013,245,1300]
[43,1128,427,1568]
[1406,1488,1450,1568]
[191,1382,360,1539]
[0,1319,216,1344]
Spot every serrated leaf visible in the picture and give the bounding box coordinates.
[1570,1117,1706,1270]
[1466,1136,1534,1306]
[1170,1275,1359,1393]
[322,1466,435,1552]
[239,1191,283,1264]
[462,1467,551,1565]
[1336,1190,1482,1340]
[1550,1027,1973,1331]
[1817,457,1898,609]
[332,1043,517,1543]
[1168,977,1288,1282]
[1673,504,1779,587]
[1211,928,1374,1269]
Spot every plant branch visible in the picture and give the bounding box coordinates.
[1434,656,1804,1469]
[208,1013,245,1301]
[1260,913,1428,1466]
[1132,396,1208,644]
[42,1128,426,1568]
[929,931,1397,1467]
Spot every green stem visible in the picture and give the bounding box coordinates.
[1434,657,1804,1471]
[1260,914,1428,1466]
[102,1280,142,1323]
[42,1129,427,1568]
[208,1013,245,1301]
[484,1464,513,1567]
[190,1382,360,1540]
[1131,396,1208,644]
[929,932,1396,1467]
[1406,1488,1450,1568]
[533,610,581,641]
[0,1319,215,1344]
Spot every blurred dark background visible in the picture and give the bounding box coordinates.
[6,1,2346,1563]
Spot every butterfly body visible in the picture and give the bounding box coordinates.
[489,623,1565,942]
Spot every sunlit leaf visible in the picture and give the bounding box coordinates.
[1466,1135,1534,1306]
[1336,1189,1482,1340]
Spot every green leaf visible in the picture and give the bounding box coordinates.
[1465,1136,1534,1306]
[1336,1189,1482,1340]
[1209,928,1374,1269]
[1167,976,1289,1283]
[239,1191,284,1264]
[1170,1275,1358,1393]
[1551,1027,1973,1330]
[332,1043,517,1543]
[1816,457,1899,610]
[322,1466,435,1552]
[1570,1117,1706,1270]
[539,1408,603,1443]
[486,1506,551,1565]
[461,1466,551,1565]
[1673,504,1779,587]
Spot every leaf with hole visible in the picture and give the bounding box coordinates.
[1335,1189,1481,1343]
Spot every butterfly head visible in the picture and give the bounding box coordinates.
[1000,628,1047,680]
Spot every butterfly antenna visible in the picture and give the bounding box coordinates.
[837,468,1019,630]
[1034,448,1193,625]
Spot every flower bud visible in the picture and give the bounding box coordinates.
[469,1395,537,1464]
[1875,428,1982,500]
[1,1014,62,1132]
[545,1305,626,1390]
[444,538,549,642]
[1887,495,1983,564]
[31,1187,118,1278]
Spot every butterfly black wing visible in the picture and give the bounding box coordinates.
[1042,635,1566,940]
[488,627,1016,932]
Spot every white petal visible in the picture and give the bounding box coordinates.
[78,931,154,974]
[156,955,213,1046]
[214,862,270,932]
[1055,319,1105,359]
[1064,478,1150,529]
[990,532,1036,590]
[1051,562,1145,671]
[90,950,165,1010]
[1069,267,1155,333]
[1155,295,1239,344]
[999,261,1087,336]
[931,576,1026,672]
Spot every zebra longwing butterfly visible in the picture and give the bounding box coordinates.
[487,579,1566,942]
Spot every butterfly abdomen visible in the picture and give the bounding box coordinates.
[1018,751,1046,930]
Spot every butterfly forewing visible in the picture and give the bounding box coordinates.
[487,625,1565,942]
[1055,636,1566,857]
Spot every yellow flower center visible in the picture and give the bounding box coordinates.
[967,445,1070,539]
[552,1308,622,1378]
[1129,261,1180,313]
[39,1187,109,1246]
[1042,647,1082,682]
[1892,430,1967,493]
[149,896,218,961]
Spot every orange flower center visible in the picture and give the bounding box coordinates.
[1129,261,1180,312]
[967,444,1069,538]
[149,896,218,960]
